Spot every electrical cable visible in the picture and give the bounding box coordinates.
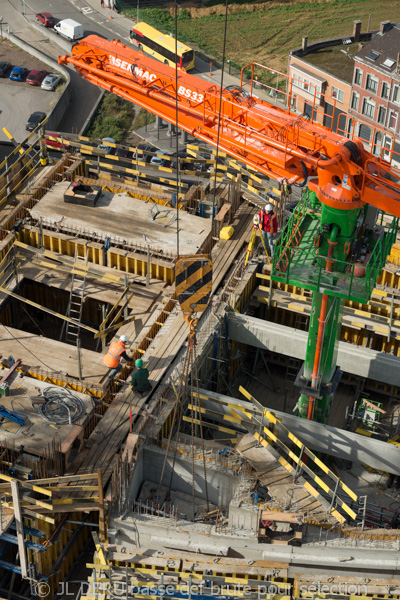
[38,387,85,425]
[210,0,229,257]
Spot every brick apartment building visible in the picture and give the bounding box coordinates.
[349,21,400,164]
[288,19,400,166]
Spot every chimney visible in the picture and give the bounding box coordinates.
[380,20,391,34]
[358,43,363,52]
[302,36,308,52]
[353,20,362,42]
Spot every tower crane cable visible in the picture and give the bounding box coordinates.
[175,1,180,259]
[158,4,210,517]
[210,0,229,258]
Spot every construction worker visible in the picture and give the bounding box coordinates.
[103,334,131,382]
[131,359,151,394]
[258,203,278,257]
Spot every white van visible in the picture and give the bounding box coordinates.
[54,19,84,42]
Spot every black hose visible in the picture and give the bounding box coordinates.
[344,140,362,164]
[293,161,308,188]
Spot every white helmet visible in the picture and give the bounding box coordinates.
[264,203,273,212]
[119,335,128,343]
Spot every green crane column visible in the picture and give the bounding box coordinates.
[297,292,344,423]
[297,198,362,424]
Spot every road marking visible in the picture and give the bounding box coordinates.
[81,6,94,13]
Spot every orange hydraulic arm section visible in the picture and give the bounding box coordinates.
[59,36,400,218]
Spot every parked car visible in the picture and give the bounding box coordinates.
[0,62,12,78]
[115,147,132,159]
[26,111,46,131]
[44,132,70,150]
[150,150,170,167]
[36,12,57,27]
[41,73,62,91]
[133,143,156,162]
[9,67,28,82]
[170,150,192,170]
[99,137,116,153]
[27,69,47,86]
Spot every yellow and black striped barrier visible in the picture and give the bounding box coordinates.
[175,254,212,317]
[238,387,357,523]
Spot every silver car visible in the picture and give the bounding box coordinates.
[41,73,62,91]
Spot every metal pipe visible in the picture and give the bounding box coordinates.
[308,225,339,418]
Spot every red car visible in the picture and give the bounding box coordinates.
[35,12,57,27]
[27,69,47,86]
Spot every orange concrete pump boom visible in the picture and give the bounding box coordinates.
[59,36,400,218]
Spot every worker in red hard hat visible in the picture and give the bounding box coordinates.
[258,203,278,257]
[103,334,131,383]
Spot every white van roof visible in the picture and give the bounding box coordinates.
[59,19,83,27]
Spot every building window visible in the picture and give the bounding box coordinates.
[392,85,400,104]
[354,68,363,86]
[331,86,344,103]
[373,131,383,156]
[388,110,398,130]
[291,73,321,98]
[351,92,359,111]
[366,50,380,61]
[377,106,387,125]
[382,58,395,69]
[362,97,375,119]
[381,82,390,99]
[366,74,378,94]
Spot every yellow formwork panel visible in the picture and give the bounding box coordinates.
[17,227,175,284]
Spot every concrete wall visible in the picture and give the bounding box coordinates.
[227,312,400,386]
[198,387,400,476]
[290,31,375,58]
[128,445,241,510]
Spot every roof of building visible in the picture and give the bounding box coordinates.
[299,42,359,85]
[356,23,400,74]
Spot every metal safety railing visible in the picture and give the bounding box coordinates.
[273,197,399,304]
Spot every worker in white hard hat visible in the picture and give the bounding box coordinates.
[103,334,131,383]
[258,202,278,257]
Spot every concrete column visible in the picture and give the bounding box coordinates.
[167,123,175,137]
[181,129,188,144]
[156,115,164,128]
[353,20,362,42]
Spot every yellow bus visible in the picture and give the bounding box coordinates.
[129,22,195,71]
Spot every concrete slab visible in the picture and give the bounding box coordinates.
[0,324,106,388]
[0,368,94,459]
[30,181,211,256]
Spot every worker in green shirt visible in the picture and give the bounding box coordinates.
[131,359,151,394]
